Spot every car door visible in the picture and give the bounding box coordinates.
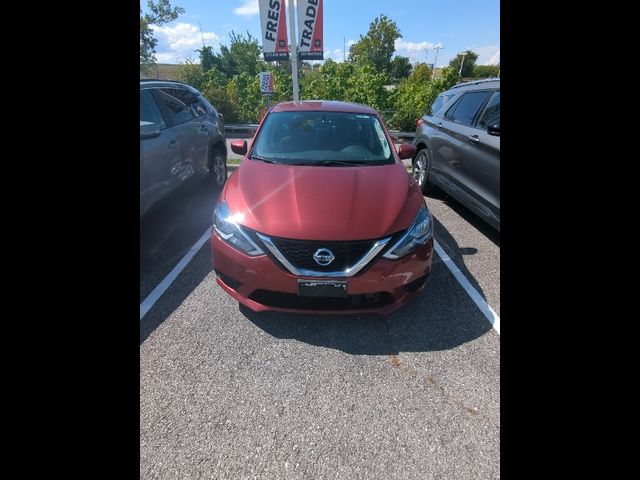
[153,87,194,189]
[140,88,181,216]
[433,90,493,213]
[151,87,199,187]
[467,91,500,224]
[189,97,219,174]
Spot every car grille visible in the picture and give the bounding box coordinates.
[269,237,375,272]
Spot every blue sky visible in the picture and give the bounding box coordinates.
[143,0,499,67]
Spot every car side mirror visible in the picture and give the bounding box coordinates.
[230,139,248,155]
[398,143,417,159]
[140,129,161,140]
[487,124,500,137]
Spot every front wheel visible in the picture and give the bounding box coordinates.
[210,147,227,188]
[412,148,435,195]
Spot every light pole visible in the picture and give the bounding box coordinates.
[433,46,443,78]
[458,51,468,77]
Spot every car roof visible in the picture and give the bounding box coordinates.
[443,78,500,94]
[271,100,378,114]
[140,79,200,94]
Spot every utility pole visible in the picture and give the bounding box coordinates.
[458,51,467,77]
[287,0,299,101]
[344,37,346,62]
[433,46,443,78]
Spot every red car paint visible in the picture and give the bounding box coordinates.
[211,101,434,314]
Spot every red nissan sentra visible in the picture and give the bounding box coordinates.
[211,101,434,314]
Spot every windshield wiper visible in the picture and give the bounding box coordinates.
[250,154,277,164]
[304,160,368,166]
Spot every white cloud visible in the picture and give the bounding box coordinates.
[394,39,444,64]
[454,45,499,66]
[322,48,346,63]
[234,0,259,16]
[347,39,356,46]
[151,22,221,63]
[234,0,299,17]
[474,45,500,65]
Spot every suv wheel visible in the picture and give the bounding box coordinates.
[210,147,227,188]
[412,148,435,194]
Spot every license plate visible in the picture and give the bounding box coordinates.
[298,279,347,298]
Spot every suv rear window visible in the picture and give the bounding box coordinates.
[250,111,394,166]
[429,93,456,116]
[444,91,492,127]
[154,88,196,126]
[477,91,500,130]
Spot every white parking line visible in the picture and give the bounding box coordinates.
[140,226,212,321]
[434,240,500,335]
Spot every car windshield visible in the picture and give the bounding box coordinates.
[249,111,394,166]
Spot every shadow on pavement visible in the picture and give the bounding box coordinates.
[426,189,500,247]
[140,245,213,344]
[140,175,222,301]
[431,216,489,304]
[240,255,493,355]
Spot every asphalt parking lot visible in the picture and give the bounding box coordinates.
[140,155,500,479]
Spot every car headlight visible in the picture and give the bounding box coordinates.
[213,201,264,256]
[383,206,433,259]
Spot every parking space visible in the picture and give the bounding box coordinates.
[140,170,500,479]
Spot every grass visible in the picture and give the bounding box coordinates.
[140,63,182,80]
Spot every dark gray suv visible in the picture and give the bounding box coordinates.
[140,79,227,217]
[412,78,500,230]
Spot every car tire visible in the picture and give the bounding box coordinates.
[412,148,436,195]
[209,146,227,188]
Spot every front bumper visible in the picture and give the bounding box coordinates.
[211,232,434,315]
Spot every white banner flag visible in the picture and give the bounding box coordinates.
[297,0,323,60]
[259,0,290,61]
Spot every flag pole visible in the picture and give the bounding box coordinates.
[287,0,299,101]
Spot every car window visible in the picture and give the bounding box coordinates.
[154,88,196,126]
[429,93,456,116]
[190,100,209,117]
[444,91,492,127]
[140,89,166,131]
[250,111,394,165]
[476,91,500,130]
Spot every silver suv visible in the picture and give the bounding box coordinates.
[140,79,227,217]
[412,78,500,230]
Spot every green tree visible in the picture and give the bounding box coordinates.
[177,60,204,90]
[411,63,432,82]
[448,50,479,77]
[300,60,391,112]
[348,14,402,74]
[196,45,216,72]
[473,64,500,78]
[227,31,262,77]
[140,0,184,71]
[390,66,457,131]
[389,56,412,81]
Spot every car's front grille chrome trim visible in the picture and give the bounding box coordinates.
[255,233,392,278]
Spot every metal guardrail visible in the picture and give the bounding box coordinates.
[389,130,415,140]
[224,124,259,136]
[225,124,415,141]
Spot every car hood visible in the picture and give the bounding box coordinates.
[223,160,424,241]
